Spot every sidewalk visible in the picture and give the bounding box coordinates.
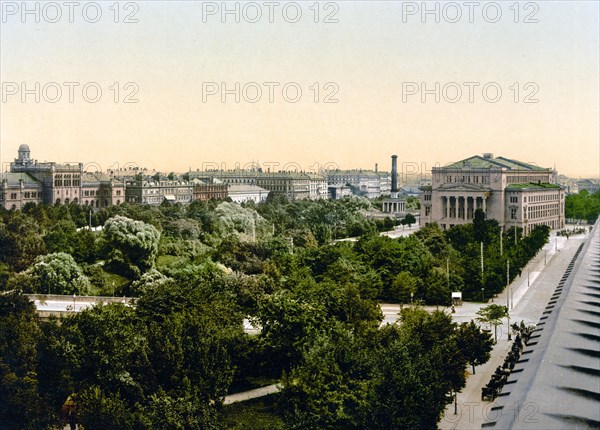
[223,384,280,405]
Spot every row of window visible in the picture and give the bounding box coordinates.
[143,189,192,195]
[5,191,41,200]
[525,193,560,203]
[445,175,490,184]
[526,204,561,220]
[507,175,550,184]
[83,190,116,197]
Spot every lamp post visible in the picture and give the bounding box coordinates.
[72,294,76,312]
[481,288,485,303]
[507,312,512,341]
[506,260,510,310]
[410,292,414,307]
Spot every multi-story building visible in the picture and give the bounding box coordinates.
[125,175,193,205]
[326,169,382,198]
[0,172,44,210]
[191,178,228,201]
[3,145,123,210]
[199,170,327,200]
[419,153,564,233]
[10,144,83,205]
[227,184,269,204]
[81,172,125,208]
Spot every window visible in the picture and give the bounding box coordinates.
[510,208,517,219]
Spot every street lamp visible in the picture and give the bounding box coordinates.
[410,292,414,307]
[72,294,76,312]
[507,312,512,341]
[481,288,485,302]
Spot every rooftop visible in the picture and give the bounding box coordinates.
[443,155,550,171]
[506,182,562,190]
[490,220,600,429]
[1,172,41,186]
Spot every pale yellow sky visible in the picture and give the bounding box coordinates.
[1,1,599,177]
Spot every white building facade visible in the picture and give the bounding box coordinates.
[419,154,564,234]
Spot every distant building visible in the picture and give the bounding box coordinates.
[0,172,44,210]
[328,185,352,200]
[227,184,269,204]
[191,178,228,201]
[81,172,125,208]
[125,176,192,205]
[576,179,600,194]
[420,153,565,233]
[3,145,123,210]
[326,169,381,198]
[198,170,327,200]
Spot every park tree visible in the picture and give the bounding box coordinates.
[389,271,418,303]
[365,308,467,429]
[256,288,329,370]
[44,219,78,255]
[9,252,90,295]
[103,215,161,277]
[0,292,54,429]
[400,213,416,228]
[476,304,508,342]
[280,325,369,430]
[456,320,494,374]
[0,212,46,272]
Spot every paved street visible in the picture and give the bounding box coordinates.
[223,384,280,405]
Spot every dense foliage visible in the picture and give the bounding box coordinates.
[0,198,550,428]
[565,190,600,223]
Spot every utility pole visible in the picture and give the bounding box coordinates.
[446,258,450,290]
[480,242,484,274]
[500,229,503,256]
[506,260,510,311]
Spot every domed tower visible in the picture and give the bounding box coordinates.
[15,144,32,166]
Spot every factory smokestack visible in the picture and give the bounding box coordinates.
[391,155,398,197]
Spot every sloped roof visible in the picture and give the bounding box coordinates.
[1,172,41,186]
[445,156,549,171]
[488,220,600,429]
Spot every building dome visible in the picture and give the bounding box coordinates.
[18,144,30,152]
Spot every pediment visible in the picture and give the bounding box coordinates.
[436,183,491,192]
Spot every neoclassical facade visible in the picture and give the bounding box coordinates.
[419,154,565,233]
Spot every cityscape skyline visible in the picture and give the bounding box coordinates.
[2,2,599,177]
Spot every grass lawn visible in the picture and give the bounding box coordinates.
[220,394,283,430]
[156,255,188,270]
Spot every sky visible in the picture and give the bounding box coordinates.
[1,1,599,178]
